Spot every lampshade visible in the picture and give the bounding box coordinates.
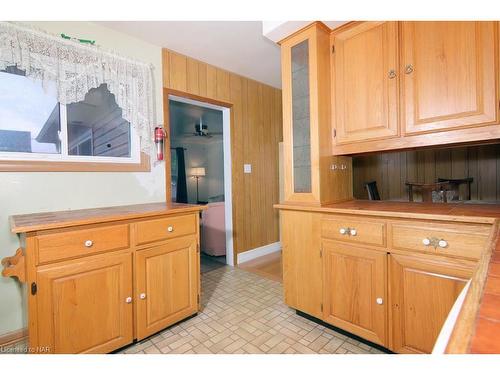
[191,167,206,177]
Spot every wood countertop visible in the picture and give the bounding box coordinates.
[9,202,206,234]
[275,199,500,353]
[275,200,500,224]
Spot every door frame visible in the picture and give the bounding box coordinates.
[163,89,235,266]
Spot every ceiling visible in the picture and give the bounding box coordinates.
[169,99,223,143]
[97,21,282,88]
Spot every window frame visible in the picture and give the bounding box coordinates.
[0,76,149,172]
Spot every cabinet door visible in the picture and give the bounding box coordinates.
[281,210,323,319]
[389,253,475,353]
[136,236,199,340]
[36,251,133,353]
[401,21,498,134]
[333,21,399,144]
[323,241,387,346]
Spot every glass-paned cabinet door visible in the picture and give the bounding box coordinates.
[291,40,312,193]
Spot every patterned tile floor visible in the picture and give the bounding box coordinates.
[1,265,384,354]
[119,266,384,354]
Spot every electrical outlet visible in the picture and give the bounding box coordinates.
[244,164,252,173]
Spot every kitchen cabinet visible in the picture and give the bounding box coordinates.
[136,236,199,340]
[389,253,475,353]
[36,251,133,353]
[322,240,387,346]
[281,22,352,204]
[401,21,497,135]
[329,21,499,155]
[281,210,323,319]
[2,203,204,354]
[332,21,399,144]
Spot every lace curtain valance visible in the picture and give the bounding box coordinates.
[0,21,156,157]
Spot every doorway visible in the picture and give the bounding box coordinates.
[168,94,234,267]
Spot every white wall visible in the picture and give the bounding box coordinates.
[0,22,164,336]
[171,138,224,204]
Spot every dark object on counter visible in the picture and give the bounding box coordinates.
[364,181,381,200]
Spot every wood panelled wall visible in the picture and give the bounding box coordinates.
[162,49,283,256]
[353,144,500,201]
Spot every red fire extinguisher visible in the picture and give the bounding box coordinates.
[154,127,166,161]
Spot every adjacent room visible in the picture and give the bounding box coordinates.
[1,12,500,363]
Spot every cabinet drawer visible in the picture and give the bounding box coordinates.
[37,224,130,264]
[390,221,491,260]
[135,214,197,245]
[321,216,386,247]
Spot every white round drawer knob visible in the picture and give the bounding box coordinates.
[125,297,132,304]
[376,297,383,305]
[167,226,174,233]
[350,229,357,236]
[139,293,146,300]
[84,240,93,248]
[438,240,448,248]
[422,238,431,246]
[339,228,347,235]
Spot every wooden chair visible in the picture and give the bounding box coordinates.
[364,181,381,200]
[405,181,454,203]
[436,177,473,201]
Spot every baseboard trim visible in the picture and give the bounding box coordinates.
[0,328,27,348]
[237,241,281,264]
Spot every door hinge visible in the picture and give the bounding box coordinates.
[320,303,323,312]
[197,294,200,303]
[333,129,337,138]
[197,244,200,253]
[331,44,335,54]
[320,246,323,258]
[31,282,37,296]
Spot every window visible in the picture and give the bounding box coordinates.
[0,66,143,169]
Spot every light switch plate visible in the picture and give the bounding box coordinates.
[244,164,252,173]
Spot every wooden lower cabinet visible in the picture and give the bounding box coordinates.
[281,210,323,319]
[322,240,388,346]
[389,253,475,353]
[136,236,199,340]
[36,251,133,353]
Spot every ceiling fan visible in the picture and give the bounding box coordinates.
[183,117,222,138]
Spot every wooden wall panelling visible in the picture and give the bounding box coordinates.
[353,144,500,201]
[169,53,187,92]
[162,49,283,255]
[206,65,217,99]
[186,58,200,95]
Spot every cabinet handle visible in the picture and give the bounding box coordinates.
[84,240,93,248]
[167,226,174,233]
[339,228,347,235]
[350,228,357,236]
[422,238,431,246]
[376,297,384,305]
[125,297,132,304]
[405,64,414,74]
[438,240,448,248]
[388,69,397,79]
[139,293,146,300]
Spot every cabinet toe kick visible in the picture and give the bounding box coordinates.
[1,248,26,282]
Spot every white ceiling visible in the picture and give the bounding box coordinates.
[96,21,283,88]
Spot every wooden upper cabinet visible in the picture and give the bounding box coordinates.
[36,252,133,353]
[333,21,399,144]
[135,236,199,340]
[323,241,387,346]
[389,253,475,353]
[281,22,353,205]
[401,21,498,135]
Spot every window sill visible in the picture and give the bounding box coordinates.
[0,152,150,172]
